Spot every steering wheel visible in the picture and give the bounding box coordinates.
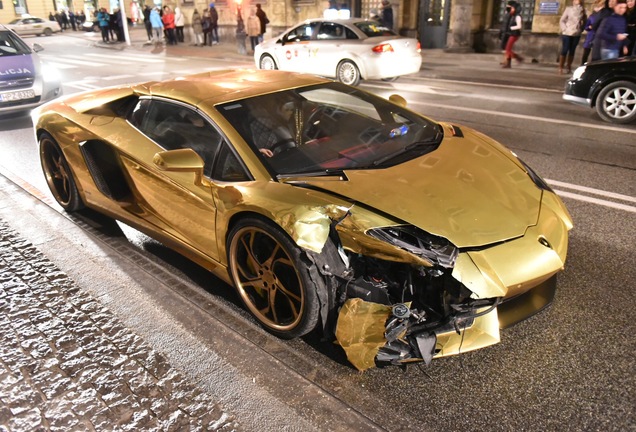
[271,138,297,155]
[305,106,330,141]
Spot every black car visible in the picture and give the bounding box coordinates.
[563,57,636,124]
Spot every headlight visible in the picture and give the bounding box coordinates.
[367,225,458,268]
[41,63,61,83]
[571,66,586,80]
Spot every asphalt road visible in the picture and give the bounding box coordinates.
[0,32,634,431]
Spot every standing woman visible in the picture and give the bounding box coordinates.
[174,7,185,43]
[192,9,203,46]
[581,0,605,64]
[559,0,587,74]
[502,2,524,68]
[162,6,177,45]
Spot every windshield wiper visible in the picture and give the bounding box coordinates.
[277,169,346,181]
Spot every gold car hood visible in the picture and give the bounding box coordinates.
[296,129,541,248]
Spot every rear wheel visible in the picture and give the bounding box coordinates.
[381,77,399,82]
[227,217,321,339]
[39,132,84,212]
[595,80,636,124]
[336,60,360,86]
[259,54,278,70]
[44,28,53,36]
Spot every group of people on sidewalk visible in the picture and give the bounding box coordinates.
[560,0,635,73]
[96,7,127,43]
[48,10,86,31]
[499,0,635,72]
[141,2,269,50]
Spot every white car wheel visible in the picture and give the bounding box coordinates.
[336,60,360,86]
[595,81,636,124]
[259,55,278,70]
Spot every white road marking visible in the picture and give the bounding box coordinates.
[102,75,136,81]
[553,190,636,213]
[404,99,636,135]
[39,61,75,70]
[547,179,636,204]
[83,53,187,63]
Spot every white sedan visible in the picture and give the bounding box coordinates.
[254,18,422,86]
[6,16,62,37]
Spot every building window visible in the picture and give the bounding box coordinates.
[12,0,28,15]
[493,0,535,31]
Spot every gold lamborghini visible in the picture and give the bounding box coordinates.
[34,70,573,370]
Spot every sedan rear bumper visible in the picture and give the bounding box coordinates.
[363,53,422,79]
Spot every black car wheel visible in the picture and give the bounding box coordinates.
[336,60,360,86]
[39,132,84,212]
[228,217,321,339]
[595,80,636,124]
[44,28,53,36]
[259,54,278,70]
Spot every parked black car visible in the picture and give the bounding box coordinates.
[563,57,636,124]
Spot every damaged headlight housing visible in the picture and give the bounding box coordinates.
[367,225,458,268]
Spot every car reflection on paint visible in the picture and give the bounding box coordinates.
[563,57,636,124]
[0,26,62,116]
[33,70,572,371]
[255,18,422,86]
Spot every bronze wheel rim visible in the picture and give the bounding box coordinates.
[230,226,305,331]
[41,139,72,207]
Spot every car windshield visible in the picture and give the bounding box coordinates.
[217,82,442,176]
[354,21,397,37]
[8,19,22,24]
[0,31,33,56]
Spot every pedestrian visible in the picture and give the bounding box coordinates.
[591,0,617,60]
[247,8,260,52]
[499,0,515,61]
[150,7,164,44]
[209,3,219,44]
[597,0,629,59]
[97,8,110,43]
[502,2,524,68]
[69,10,77,31]
[55,12,64,31]
[61,10,70,30]
[175,7,185,43]
[559,0,586,74]
[115,8,125,42]
[49,12,55,21]
[202,8,212,46]
[78,10,85,25]
[380,0,394,30]
[255,4,268,43]
[143,5,153,42]
[626,0,636,55]
[581,0,605,64]
[162,6,177,45]
[192,9,204,46]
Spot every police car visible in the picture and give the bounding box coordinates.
[0,25,61,115]
[255,18,422,86]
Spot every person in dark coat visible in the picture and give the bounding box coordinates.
[380,0,394,29]
[143,5,153,41]
[597,0,629,59]
[591,0,617,60]
[255,4,269,43]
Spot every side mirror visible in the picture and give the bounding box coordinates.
[389,94,407,108]
[153,148,205,186]
[32,43,44,52]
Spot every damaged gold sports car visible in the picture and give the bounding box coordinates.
[33,70,573,370]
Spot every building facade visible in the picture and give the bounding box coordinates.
[1,0,592,62]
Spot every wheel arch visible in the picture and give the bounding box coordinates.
[258,52,279,70]
[590,74,636,108]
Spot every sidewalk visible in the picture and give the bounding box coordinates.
[85,25,569,91]
[0,217,239,430]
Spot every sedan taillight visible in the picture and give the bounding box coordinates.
[372,43,394,53]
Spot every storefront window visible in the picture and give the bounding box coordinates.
[493,0,535,30]
[12,0,28,15]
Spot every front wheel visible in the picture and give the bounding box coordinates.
[336,60,360,86]
[44,28,53,36]
[227,217,321,339]
[39,132,84,212]
[259,54,278,70]
[381,76,399,82]
[595,80,636,124]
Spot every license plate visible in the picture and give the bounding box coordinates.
[0,89,36,102]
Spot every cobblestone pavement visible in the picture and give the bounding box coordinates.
[0,220,240,431]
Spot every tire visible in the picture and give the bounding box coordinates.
[595,80,636,124]
[381,77,399,82]
[39,132,84,212]
[227,217,321,339]
[336,60,361,86]
[259,54,278,70]
[44,28,53,36]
